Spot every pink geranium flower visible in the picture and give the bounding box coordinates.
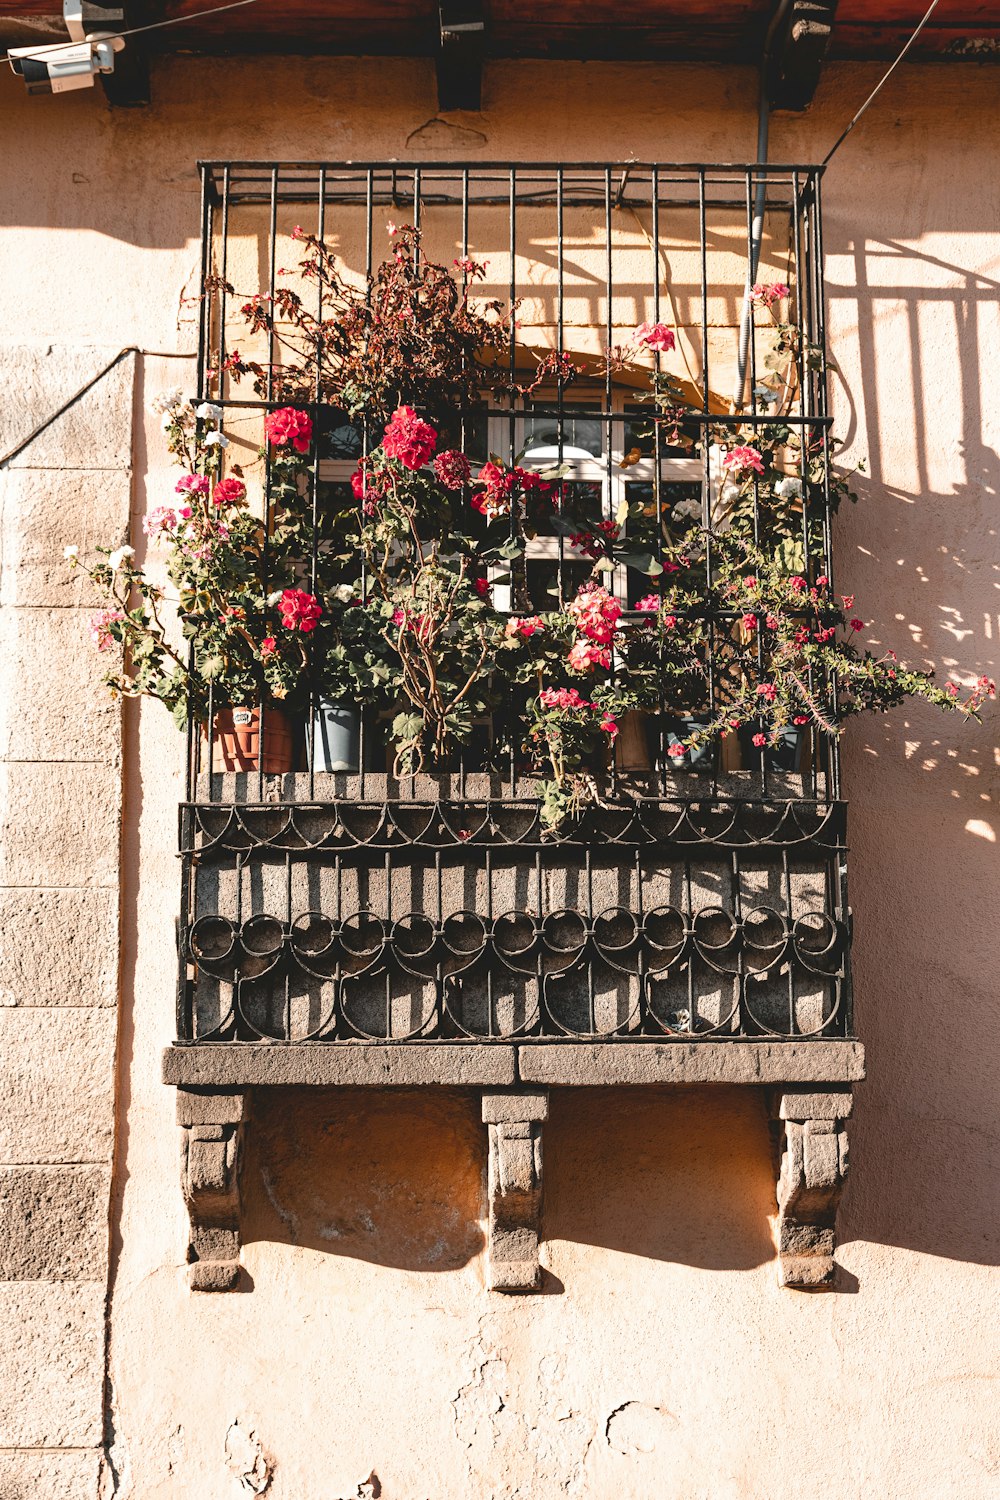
[432,449,472,491]
[750,282,790,309]
[278,588,322,633]
[567,638,611,673]
[539,687,587,711]
[633,320,676,353]
[89,609,124,652]
[213,477,247,508]
[175,473,211,498]
[142,506,177,540]
[382,406,437,470]
[722,446,765,477]
[506,616,545,639]
[567,585,622,645]
[265,407,314,453]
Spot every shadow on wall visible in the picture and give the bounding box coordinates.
[241,1085,777,1274]
[818,216,1000,1277]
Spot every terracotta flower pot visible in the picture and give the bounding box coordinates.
[212,706,296,774]
[614,710,651,771]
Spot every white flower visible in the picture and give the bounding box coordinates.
[195,402,223,422]
[160,412,175,432]
[753,385,779,407]
[63,544,79,561]
[774,476,803,501]
[202,430,229,449]
[108,545,135,572]
[150,387,185,415]
[330,583,354,604]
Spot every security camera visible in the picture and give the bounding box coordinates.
[9,37,121,94]
[7,0,125,95]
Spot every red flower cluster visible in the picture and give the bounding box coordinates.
[633,320,676,353]
[391,605,432,639]
[472,462,552,522]
[432,449,472,491]
[567,639,611,673]
[279,588,321,633]
[566,585,622,645]
[537,686,617,739]
[212,477,247,508]
[506,615,545,639]
[750,282,790,309]
[382,406,437,470]
[539,687,586,710]
[350,462,384,515]
[722,446,765,477]
[570,519,620,560]
[265,407,313,454]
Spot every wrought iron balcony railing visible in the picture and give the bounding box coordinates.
[174,159,853,1051]
[164,159,864,1296]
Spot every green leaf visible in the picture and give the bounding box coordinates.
[618,551,663,576]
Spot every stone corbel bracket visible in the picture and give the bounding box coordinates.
[771,1087,852,1290]
[178,1086,251,1292]
[481,1090,548,1293]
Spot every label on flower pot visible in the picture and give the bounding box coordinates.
[233,709,253,726]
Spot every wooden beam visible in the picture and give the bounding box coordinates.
[436,0,485,111]
[767,0,839,111]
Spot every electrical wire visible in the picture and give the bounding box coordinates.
[821,0,943,166]
[0,346,195,468]
[3,0,264,61]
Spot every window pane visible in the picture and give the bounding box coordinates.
[523,407,604,460]
[317,409,363,461]
[624,404,696,459]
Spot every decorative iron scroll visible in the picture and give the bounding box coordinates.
[181,792,847,857]
[180,797,851,1044]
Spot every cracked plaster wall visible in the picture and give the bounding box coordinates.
[0,53,997,1500]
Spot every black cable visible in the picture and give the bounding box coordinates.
[821,0,942,167]
[0,346,196,468]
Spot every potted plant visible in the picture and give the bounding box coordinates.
[68,392,324,774]
[525,687,622,830]
[658,532,996,767]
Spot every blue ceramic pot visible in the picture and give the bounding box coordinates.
[311,701,361,773]
[665,717,715,771]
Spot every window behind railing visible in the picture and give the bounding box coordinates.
[189,161,838,805]
[176,162,852,1047]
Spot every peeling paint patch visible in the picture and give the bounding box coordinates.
[225,1419,272,1495]
[166,1424,185,1475]
[334,1473,381,1499]
[605,1400,678,1456]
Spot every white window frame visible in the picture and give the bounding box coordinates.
[317,393,704,609]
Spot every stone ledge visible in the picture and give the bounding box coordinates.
[519,1041,864,1086]
[163,1043,518,1088]
[163,1040,863,1089]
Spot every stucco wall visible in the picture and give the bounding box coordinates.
[0,56,997,1499]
